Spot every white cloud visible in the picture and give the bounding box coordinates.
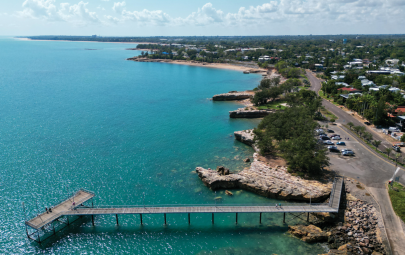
[122,9,172,25]
[15,0,405,32]
[183,3,224,26]
[112,1,125,13]
[18,0,100,25]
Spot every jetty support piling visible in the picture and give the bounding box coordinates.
[116,215,119,225]
[140,214,143,225]
[283,213,285,223]
[164,214,167,225]
[236,213,238,224]
[259,213,262,224]
[212,213,214,224]
[92,215,94,226]
[188,213,190,225]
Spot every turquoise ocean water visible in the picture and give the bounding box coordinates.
[0,38,325,254]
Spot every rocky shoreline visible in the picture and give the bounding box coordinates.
[229,107,272,118]
[288,194,387,254]
[212,91,252,101]
[196,146,332,202]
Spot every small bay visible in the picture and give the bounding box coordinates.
[0,38,325,254]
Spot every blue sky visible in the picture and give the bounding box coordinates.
[1,0,404,36]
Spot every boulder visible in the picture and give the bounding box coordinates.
[234,130,255,146]
[288,225,329,243]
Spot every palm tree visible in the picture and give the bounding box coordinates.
[395,153,401,167]
[386,147,393,159]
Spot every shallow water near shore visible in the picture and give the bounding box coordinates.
[0,37,325,254]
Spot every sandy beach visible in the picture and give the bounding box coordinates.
[127,57,268,73]
[14,37,158,45]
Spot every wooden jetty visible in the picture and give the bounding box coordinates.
[25,177,343,244]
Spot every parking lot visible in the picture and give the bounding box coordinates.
[319,124,405,188]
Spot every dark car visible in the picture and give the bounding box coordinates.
[393,145,401,152]
[328,129,334,133]
[364,122,371,125]
[321,136,330,140]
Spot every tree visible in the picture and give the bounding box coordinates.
[395,153,401,167]
[400,135,405,143]
[386,147,393,159]
[330,118,336,123]
[353,126,361,134]
[358,126,366,137]
[373,140,381,149]
[258,77,280,90]
[364,132,372,141]
[348,122,354,129]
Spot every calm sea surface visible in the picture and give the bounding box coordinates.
[0,38,325,254]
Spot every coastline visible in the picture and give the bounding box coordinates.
[127,57,268,73]
[14,37,157,45]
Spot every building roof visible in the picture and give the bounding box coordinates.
[395,107,405,114]
[338,88,361,92]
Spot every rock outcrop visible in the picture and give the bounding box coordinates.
[212,92,251,101]
[229,108,272,118]
[288,224,329,243]
[196,153,331,202]
[234,129,255,147]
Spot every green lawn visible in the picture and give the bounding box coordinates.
[388,182,405,223]
[257,101,288,110]
[320,106,337,120]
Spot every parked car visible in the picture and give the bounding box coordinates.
[328,146,339,152]
[330,134,339,137]
[393,145,401,152]
[316,129,325,134]
[332,136,341,140]
[324,140,334,145]
[327,129,334,133]
[336,141,346,146]
[364,121,371,125]
[319,134,327,137]
[341,149,354,153]
[342,151,355,156]
[321,136,330,140]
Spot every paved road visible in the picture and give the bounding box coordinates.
[308,71,405,255]
[307,70,402,156]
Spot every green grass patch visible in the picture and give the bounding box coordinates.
[320,106,337,120]
[257,101,288,110]
[318,91,341,106]
[388,182,405,223]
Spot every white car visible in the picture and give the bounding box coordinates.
[341,149,354,154]
[324,140,334,145]
[342,151,355,156]
[332,136,341,140]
